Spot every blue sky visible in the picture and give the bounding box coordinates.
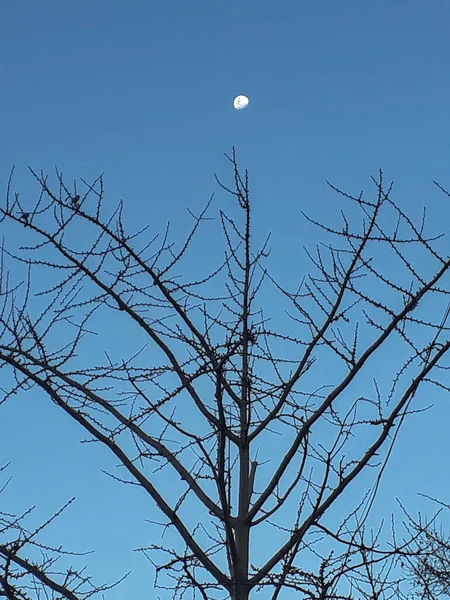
[1,1,450,598]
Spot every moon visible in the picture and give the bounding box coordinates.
[233,95,249,110]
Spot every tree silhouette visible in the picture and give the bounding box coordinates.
[0,464,125,599]
[399,496,450,599]
[1,149,449,599]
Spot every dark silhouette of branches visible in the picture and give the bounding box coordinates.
[0,464,126,599]
[397,495,450,599]
[1,149,450,599]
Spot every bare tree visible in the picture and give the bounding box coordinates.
[0,149,449,599]
[399,496,450,599]
[0,464,125,599]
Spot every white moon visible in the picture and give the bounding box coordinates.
[233,95,249,110]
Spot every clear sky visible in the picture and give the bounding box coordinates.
[1,1,450,598]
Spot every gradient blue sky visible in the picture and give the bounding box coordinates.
[1,1,450,598]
